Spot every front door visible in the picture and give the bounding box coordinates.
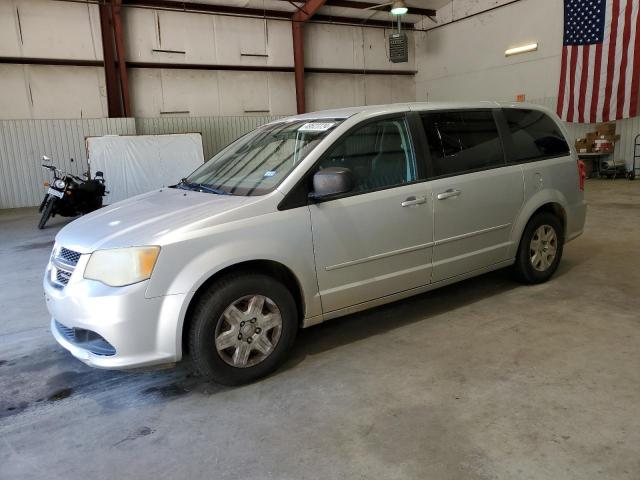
[309,116,434,313]
[419,110,524,282]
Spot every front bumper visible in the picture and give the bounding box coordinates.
[44,259,186,369]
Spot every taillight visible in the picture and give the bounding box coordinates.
[577,159,586,191]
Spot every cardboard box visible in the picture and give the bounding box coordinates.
[597,134,620,143]
[576,134,596,153]
[575,138,589,151]
[594,147,614,154]
[597,122,616,137]
[593,137,614,153]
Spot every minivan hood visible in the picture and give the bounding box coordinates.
[55,188,260,253]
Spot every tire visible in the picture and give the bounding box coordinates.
[38,194,49,213]
[188,273,298,386]
[38,197,55,230]
[513,212,564,284]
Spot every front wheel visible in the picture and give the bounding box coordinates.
[188,273,298,385]
[38,194,49,213]
[38,197,55,229]
[513,212,564,284]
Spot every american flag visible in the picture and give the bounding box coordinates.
[557,0,640,123]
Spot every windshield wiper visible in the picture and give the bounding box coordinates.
[174,179,230,195]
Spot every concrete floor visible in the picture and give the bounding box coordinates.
[1,180,639,480]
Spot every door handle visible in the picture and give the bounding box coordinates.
[437,189,461,200]
[401,196,427,207]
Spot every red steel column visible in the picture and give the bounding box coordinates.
[111,0,132,117]
[98,3,122,117]
[291,0,327,114]
[292,21,306,114]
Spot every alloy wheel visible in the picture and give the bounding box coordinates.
[214,295,283,368]
[529,224,558,272]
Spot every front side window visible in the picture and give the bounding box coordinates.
[316,116,417,193]
[421,110,505,177]
[504,109,570,162]
[182,119,342,196]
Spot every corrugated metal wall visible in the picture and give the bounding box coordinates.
[0,119,136,209]
[135,116,282,160]
[0,116,280,209]
[1,109,638,209]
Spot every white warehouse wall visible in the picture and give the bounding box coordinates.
[413,0,640,169]
[124,9,417,117]
[305,23,416,111]
[414,0,563,103]
[0,0,417,119]
[0,0,107,118]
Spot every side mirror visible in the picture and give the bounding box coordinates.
[310,167,353,200]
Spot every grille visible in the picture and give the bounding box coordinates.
[56,321,74,338]
[49,246,81,289]
[56,269,72,286]
[54,320,116,356]
[59,247,81,267]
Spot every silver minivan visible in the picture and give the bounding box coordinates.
[45,102,587,384]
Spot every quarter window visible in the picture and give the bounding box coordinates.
[503,109,570,161]
[317,117,417,193]
[421,110,505,177]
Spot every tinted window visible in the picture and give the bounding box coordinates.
[317,117,417,193]
[421,110,504,177]
[504,109,570,161]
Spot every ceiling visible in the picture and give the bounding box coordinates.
[136,0,451,25]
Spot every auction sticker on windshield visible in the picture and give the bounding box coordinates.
[298,122,335,132]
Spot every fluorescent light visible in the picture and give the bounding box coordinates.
[505,43,538,57]
[391,0,408,15]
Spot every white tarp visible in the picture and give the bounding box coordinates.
[87,133,204,204]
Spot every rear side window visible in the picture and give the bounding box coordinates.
[421,110,504,177]
[503,109,570,162]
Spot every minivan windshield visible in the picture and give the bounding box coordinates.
[178,119,343,196]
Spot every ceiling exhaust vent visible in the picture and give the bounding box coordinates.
[389,32,408,63]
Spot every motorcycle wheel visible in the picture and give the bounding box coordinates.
[38,197,55,230]
[38,194,49,213]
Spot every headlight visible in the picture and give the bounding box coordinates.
[84,246,160,287]
[54,179,66,189]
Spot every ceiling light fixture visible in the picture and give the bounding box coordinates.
[390,0,408,15]
[505,43,539,57]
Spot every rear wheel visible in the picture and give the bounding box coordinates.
[38,197,55,229]
[188,273,298,385]
[513,212,564,284]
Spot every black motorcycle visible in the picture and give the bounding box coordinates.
[38,156,107,229]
